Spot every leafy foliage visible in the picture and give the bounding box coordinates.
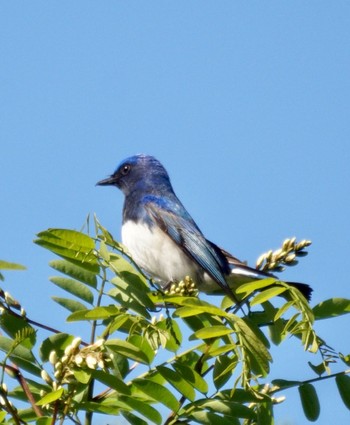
[0,217,349,424]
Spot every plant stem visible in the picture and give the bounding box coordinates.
[84,264,107,425]
[271,368,350,395]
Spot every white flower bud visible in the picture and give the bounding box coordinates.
[64,344,73,356]
[86,354,97,369]
[54,362,62,371]
[71,337,82,349]
[41,370,52,384]
[273,396,286,404]
[49,351,58,365]
[74,354,84,366]
[4,291,16,306]
[92,339,104,348]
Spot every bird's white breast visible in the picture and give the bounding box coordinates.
[121,220,198,284]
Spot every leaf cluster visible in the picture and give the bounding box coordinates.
[0,218,349,424]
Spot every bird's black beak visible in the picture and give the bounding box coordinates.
[96,176,117,186]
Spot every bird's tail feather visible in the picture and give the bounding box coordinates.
[285,281,313,301]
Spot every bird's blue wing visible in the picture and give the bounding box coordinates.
[143,195,232,294]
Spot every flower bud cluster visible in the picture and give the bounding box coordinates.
[47,338,109,386]
[163,276,198,297]
[256,238,312,272]
[40,338,110,400]
[151,314,164,325]
[0,289,22,311]
[73,339,107,370]
[42,337,79,388]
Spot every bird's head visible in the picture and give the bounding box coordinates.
[97,154,172,196]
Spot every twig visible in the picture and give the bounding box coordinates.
[5,364,44,418]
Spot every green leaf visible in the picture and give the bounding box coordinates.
[0,335,40,376]
[313,298,350,320]
[78,399,124,414]
[268,318,286,345]
[90,370,131,395]
[208,343,237,357]
[173,362,208,394]
[188,410,239,425]
[105,339,150,364]
[50,277,94,304]
[73,369,91,384]
[36,388,64,406]
[106,349,130,380]
[157,365,196,401]
[234,317,271,376]
[0,260,26,270]
[213,354,237,390]
[236,278,277,295]
[174,298,229,318]
[108,284,152,319]
[52,296,88,313]
[189,399,256,419]
[122,411,148,425]
[156,318,182,352]
[218,388,270,403]
[308,361,329,376]
[256,401,273,425]
[98,240,110,261]
[274,301,295,321]
[282,312,300,334]
[133,378,180,411]
[35,229,99,273]
[40,333,75,362]
[36,418,53,425]
[250,286,286,306]
[10,377,50,399]
[128,335,155,364]
[339,353,350,367]
[110,273,154,310]
[14,327,36,352]
[108,313,131,333]
[119,395,162,424]
[108,253,144,276]
[50,259,97,288]
[119,269,149,290]
[298,383,320,421]
[0,311,36,349]
[67,305,120,321]
[37,228,94,251]
[0,411,7,422]
[335,374,350,410]
[192,325,233,340]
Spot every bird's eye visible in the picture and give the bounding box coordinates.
[121,164,131,176]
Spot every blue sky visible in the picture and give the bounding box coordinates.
[1,2,350,423]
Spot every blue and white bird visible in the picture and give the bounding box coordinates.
[97,154,312,301]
